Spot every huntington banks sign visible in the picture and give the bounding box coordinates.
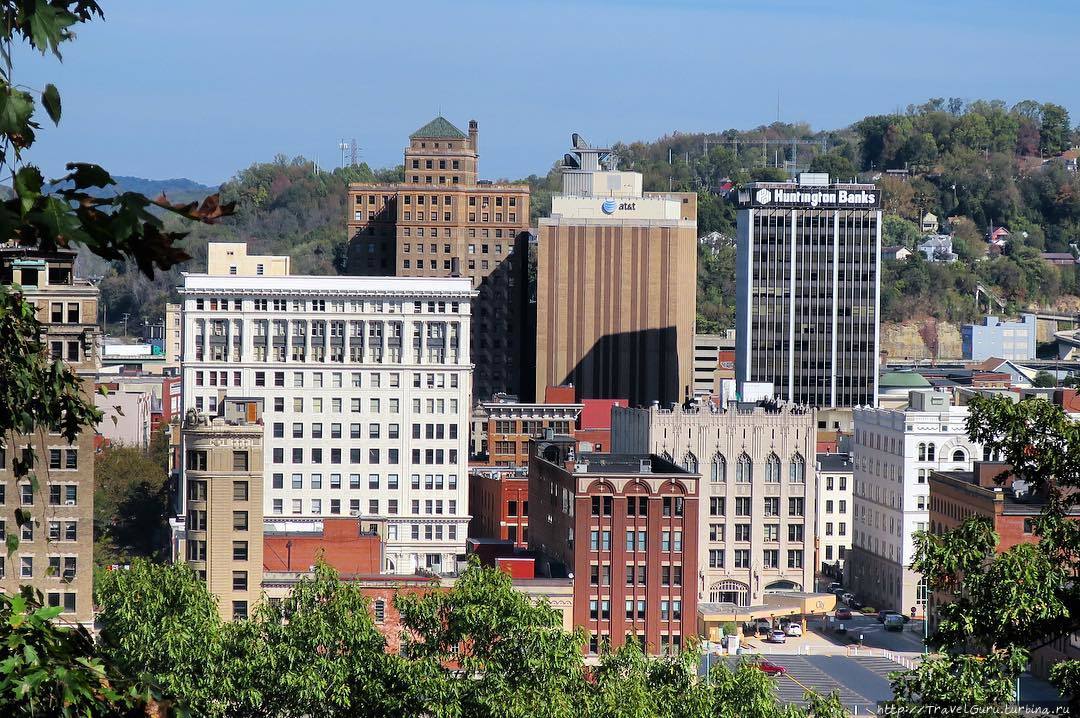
[737,186,881,209]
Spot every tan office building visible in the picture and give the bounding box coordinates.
[180,397,265,622]
[536,135,696,408]
[0,246,99,625]
[206,242,291,277]
[346,117,530,401]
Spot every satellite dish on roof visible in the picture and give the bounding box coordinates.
[563,153,580,169]
[572,133,590,150]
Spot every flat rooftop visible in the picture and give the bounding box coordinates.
[180,273,474,297]
[575,452,689,475]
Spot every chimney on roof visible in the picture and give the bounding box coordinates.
[468,120,478,153]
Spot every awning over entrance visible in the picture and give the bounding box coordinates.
[697,592,837,639]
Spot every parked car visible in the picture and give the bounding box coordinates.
[841,593,855,604]
[755,619,772,635]
[784,623,803,637]
[835,607,853,620]
[883,614,906,632]
[755,659,786,676]
[768,629,787,644]
[827,582,842,592]
[878,610,910,624]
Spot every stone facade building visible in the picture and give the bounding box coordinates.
[815,452,853,575]
[847,390,982,614]
[178,251,474,575]
[181,398,266,621]
[610,401,816,610]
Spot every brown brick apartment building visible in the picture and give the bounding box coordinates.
[0,247,99,625]
[528,438,699,655]
[930,461,1080,677]
[346,117,531,400]
[469,467,530,548]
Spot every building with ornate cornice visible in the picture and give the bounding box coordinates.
[177,249,474,575]
[611,400,817,610]
[345,117,531,401]
[528,436,699,655]
[846,390,983,614]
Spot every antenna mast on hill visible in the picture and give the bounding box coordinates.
[350,138,360,167]
[338,139,350,169]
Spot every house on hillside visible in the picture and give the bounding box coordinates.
[1040,252,1079,267]
[1059,148,1079,173]
[921,212,939,234]
[698,230,734,248]
[974,357,1038,388]
[918,234,957,262]
[883,246,912,262]
[984,226,1009,257]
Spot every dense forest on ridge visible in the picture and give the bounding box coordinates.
[86,98,1080,337]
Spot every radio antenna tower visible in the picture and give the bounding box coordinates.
[350,138,359,167]
[338,139,350,169]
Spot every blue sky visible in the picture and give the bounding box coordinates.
[15,0,1080,186]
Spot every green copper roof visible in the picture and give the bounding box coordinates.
[409,116,467,139]
[879,371,932,388]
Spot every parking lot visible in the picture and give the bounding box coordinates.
[701,653,900,714]
[702,601,1069,713]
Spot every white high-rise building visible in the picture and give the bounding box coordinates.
[847,390,982,613]
[178,267,474,575]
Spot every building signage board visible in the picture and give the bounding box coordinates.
[737,186,881,209]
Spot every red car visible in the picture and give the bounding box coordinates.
[756,660,786,676]
[835,607,853,620]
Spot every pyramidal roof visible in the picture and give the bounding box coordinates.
[410,116,467,139]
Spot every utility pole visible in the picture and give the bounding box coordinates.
[121,313,130,338]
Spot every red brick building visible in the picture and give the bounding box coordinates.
[479,386,582,466]
[576,398,627,453]
[262,572,439,653]
[528,437,699,655]
[929,461,1080,676]
[263,518,383,575]
[468,466,530,548]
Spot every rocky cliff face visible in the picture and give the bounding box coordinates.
[880,320,963,361]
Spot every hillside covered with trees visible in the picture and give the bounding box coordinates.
[90,99,1080,336]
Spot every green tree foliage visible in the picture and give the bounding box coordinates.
[92,559,853,718]
[1039,103,1072,156]
[95,560,224,716]
[1033,370,1058,388]
[808,152,855,182]
[882,215,921,248]
[94,441,171,564]
[0,588,164,716]
[696,243,736,333]
[891,395,1080,713]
